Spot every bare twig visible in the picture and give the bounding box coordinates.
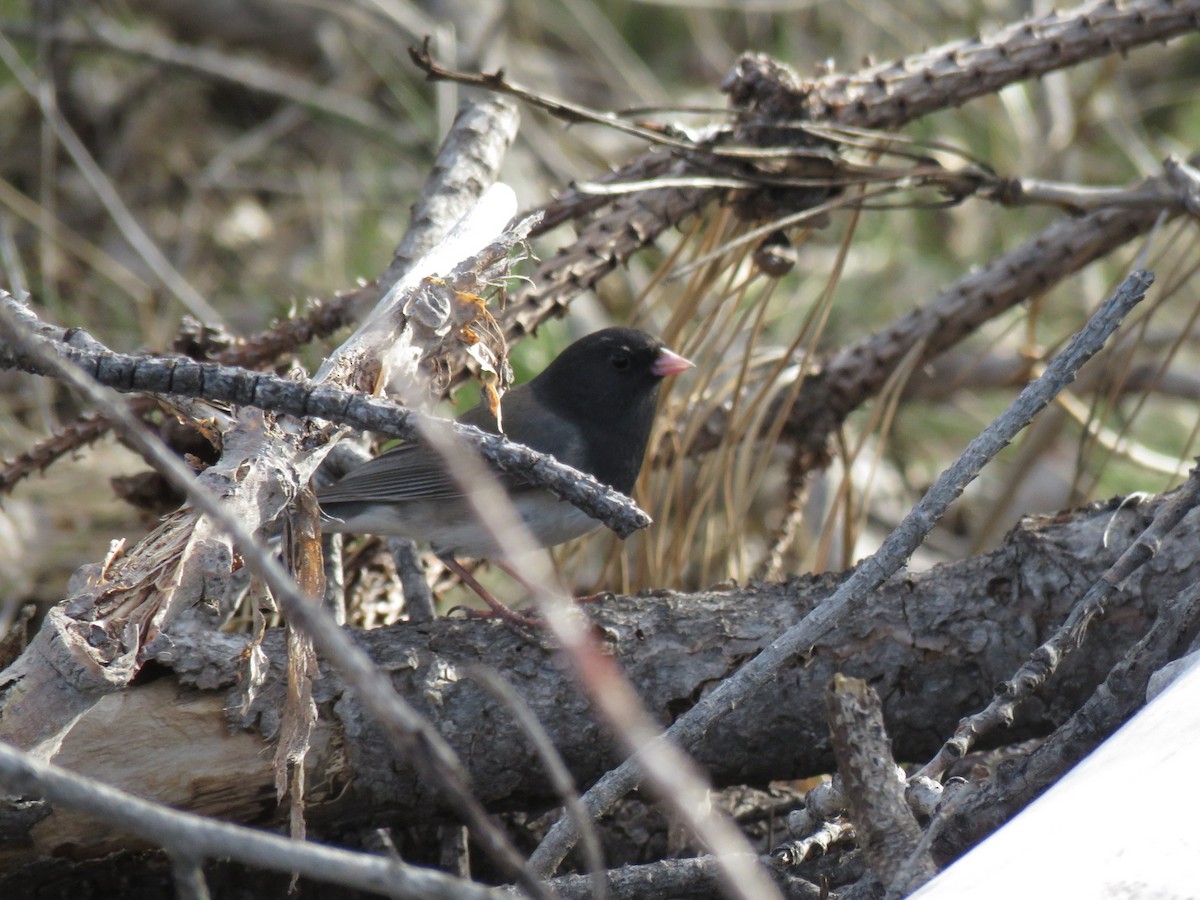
[168,853,211,900]
[826,675,936,896]
[774,818,855,868]
[918,459,1200,781]
[389,538,436,621]
[1163,154,1200,216]
[322,534,347,625]
[923,571,1200,865]
[410,38,704,151]
[983,175,1185,212]
[0,413,112,493]
[0,297,651,539]
[0,740,501,900]
[530,270,1152,874]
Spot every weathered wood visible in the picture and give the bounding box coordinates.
[1,495,1184,868]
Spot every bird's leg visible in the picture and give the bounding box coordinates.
[439,555,542,628]
[493,561,614,607]
[442,556,613,625]
[571,591,615,605]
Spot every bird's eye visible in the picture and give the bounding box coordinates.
[610,350,631,371]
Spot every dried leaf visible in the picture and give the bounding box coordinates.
[465,339,507,430]
[272,489,324,842]
[235,589,270,717]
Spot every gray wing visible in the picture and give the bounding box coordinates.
[317,440,473,504]
[318,388,589,506]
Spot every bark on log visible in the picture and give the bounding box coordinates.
[1,492,1185,869]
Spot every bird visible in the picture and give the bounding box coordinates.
[317,327,693,618]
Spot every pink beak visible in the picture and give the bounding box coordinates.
[651,346,695,377]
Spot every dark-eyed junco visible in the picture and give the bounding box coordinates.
[318,327,692,611]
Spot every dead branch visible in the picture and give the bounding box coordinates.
[0,491,1187,871]
[0,741,497,900]
[0,295,651,538]
[731,0,1200,128]
[920,460,1200,780]
[825,675,936,895]
[531,270,1151,874]
[495,0,1200,345]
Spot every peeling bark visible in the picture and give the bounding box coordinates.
[0,495,1181,868]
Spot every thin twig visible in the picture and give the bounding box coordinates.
[984,175,1184,212]
[471,667,609,900]
[168,853,212,900]
[322,534,347,625]
[389,538,436,621]
[0,741,501,900]
[920,568,1200,865]
[1163,154,1200,216]
[410,38,704,152]
[0,295,651,539]
[918,458,1200,781]
[773,818,855,868]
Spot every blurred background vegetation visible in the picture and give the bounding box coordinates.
[1,0,1197,620]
